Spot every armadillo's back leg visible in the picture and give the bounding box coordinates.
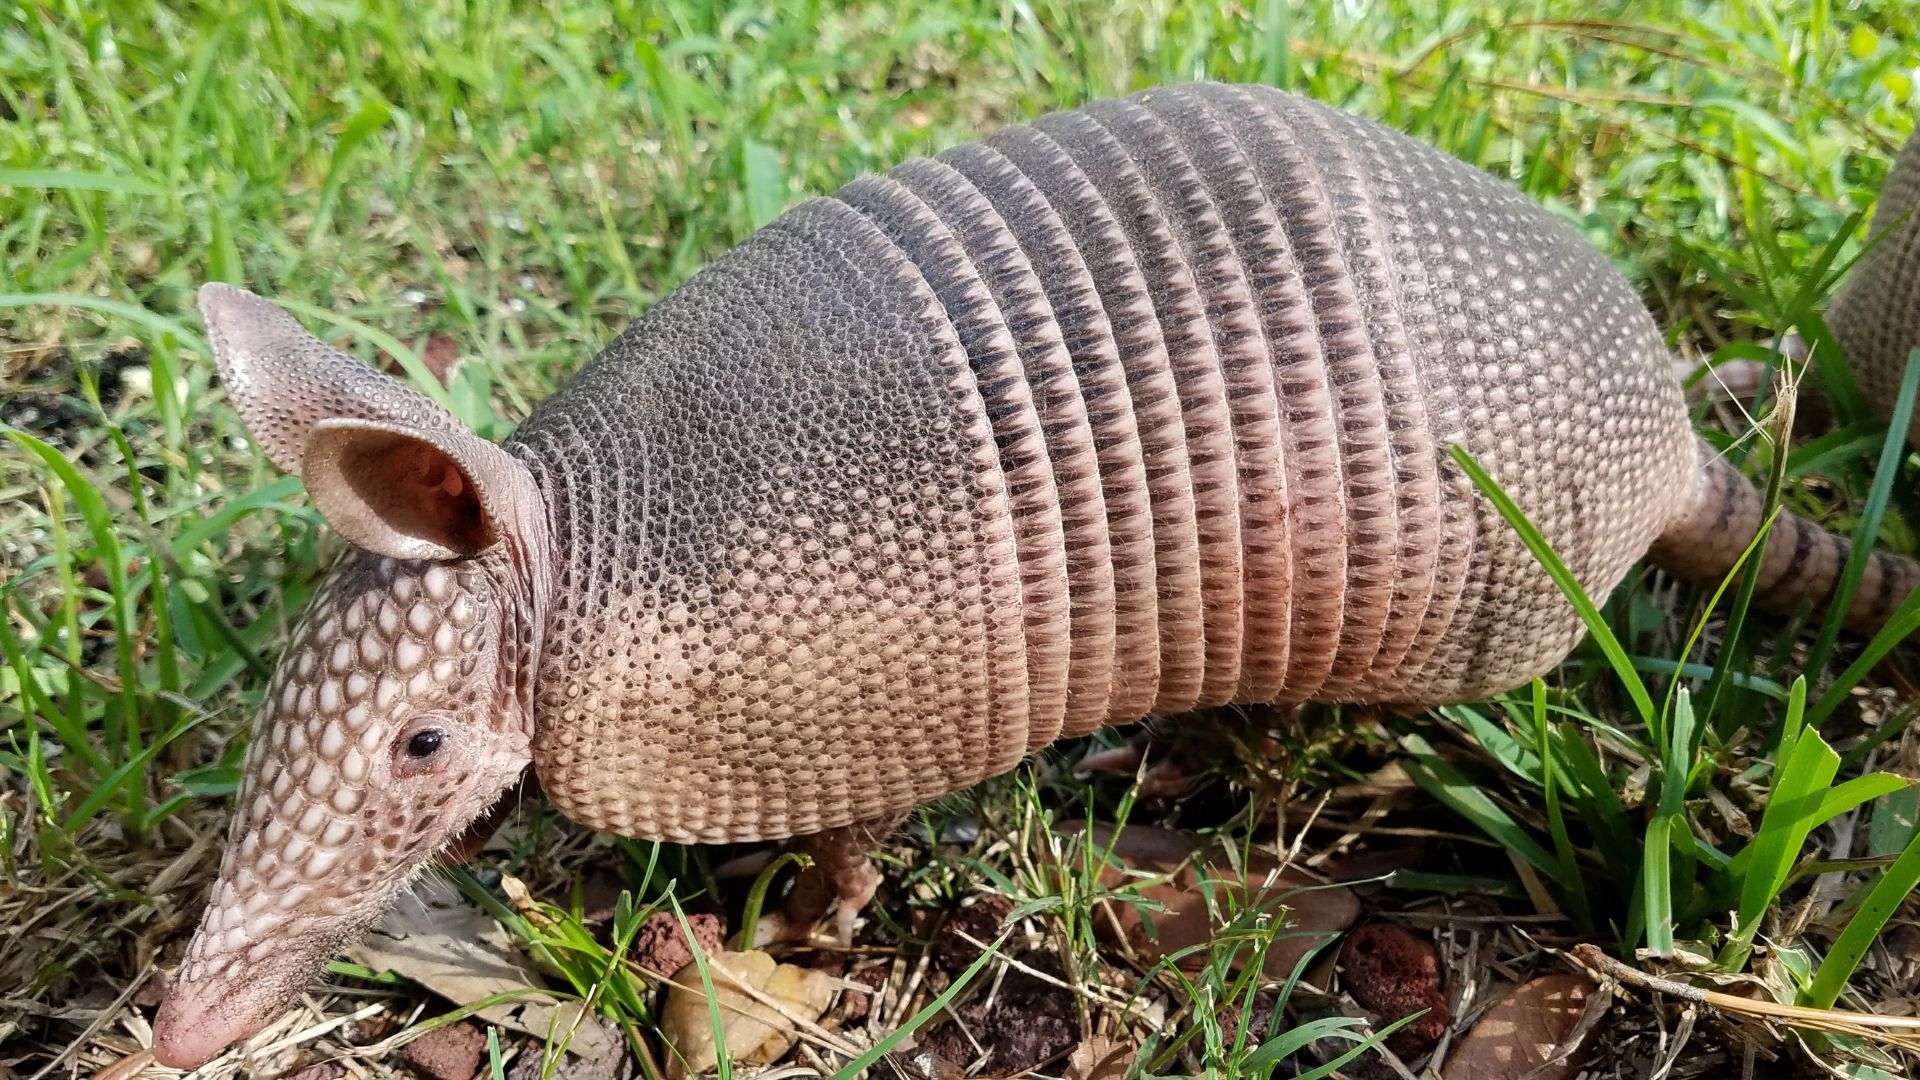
[1651,442,1920,633]
[779,814,906,945]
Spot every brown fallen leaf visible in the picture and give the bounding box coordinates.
[346,877,614,1057]
[1441,974,1598,1080]
[658,949,838,1079]
[419,333,460,385]
[1065,1034,1135,1080]
[1060,821,1359,979]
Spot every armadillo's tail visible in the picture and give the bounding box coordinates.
[1648,445,1920,635]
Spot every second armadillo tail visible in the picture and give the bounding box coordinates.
[1648,444,1920,635]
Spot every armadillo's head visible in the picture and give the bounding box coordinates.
[153,285,552,1069]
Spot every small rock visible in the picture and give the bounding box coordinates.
[1442,974,1596,1080]
[657,949,838,1079]
[1341,922,1449,1057]
[403,1021,487,1080]
[939,816,981,844]
[632,912,724,977]
[1218,991,1279,1046]
[838,958,890,1024]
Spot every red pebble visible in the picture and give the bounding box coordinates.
[630,911,724,977]
[1341,922,1450,1056]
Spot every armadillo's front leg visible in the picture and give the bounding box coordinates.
[782,815,905,944]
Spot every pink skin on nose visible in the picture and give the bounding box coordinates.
[152,991,263,1070]
[151,936,329,1070]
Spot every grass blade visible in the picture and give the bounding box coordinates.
[0,169,168,196]
[1734,680,1836,945]
[1532,680,1592,934]
[1401,732,1565,886]
[1804,827,1920,1009]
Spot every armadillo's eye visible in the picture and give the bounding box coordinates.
[391,719,454,779]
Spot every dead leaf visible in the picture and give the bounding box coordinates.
[658,949,837,1079]
[346,877,614,1057]
[504,1018,634,1080]
[1442,974,1596,1080]
[1065,1034,1135,1080]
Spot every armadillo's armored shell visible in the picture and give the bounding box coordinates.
[1831,130,1920,446]
[507,84,1696,844]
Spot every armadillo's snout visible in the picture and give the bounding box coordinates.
[152,867,407,1070]
[151,926,332,1070]
[152,982,272,1070]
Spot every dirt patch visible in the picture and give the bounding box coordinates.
[931,892,1015,970]
[921,951,1079,1075]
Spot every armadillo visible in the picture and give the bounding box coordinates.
[1831,127,1920,446]
[152,83,1920,1068]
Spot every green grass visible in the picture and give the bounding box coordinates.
[6,0,1920,1075]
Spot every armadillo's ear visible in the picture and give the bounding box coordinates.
[198,282,465,475]
[300,418,539,561]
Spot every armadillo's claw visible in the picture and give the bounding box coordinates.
[828,859,882,945]
[779,852,881,946]
[772,817,900,945]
